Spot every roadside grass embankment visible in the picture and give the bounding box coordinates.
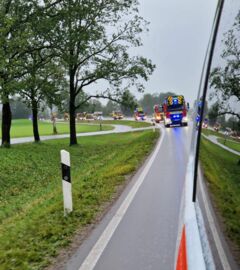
[202,128,240,142]
[200,138,240,250]
[217,138,240,153]
[202,129,226,139]
[0,119,113,139]
[0,130,159,270]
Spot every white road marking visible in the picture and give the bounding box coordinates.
[78,126,165,270]
[199,169,231,270]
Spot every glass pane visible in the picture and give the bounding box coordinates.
[197,0,240,265]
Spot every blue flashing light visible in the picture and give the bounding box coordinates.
[171,114,182,122]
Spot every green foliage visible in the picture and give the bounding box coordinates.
[10,99,31,119]
[0,130,159,270]
[208,102,219,125]
[120,90,138,116]
[1,0,156,145]
[200,138,240,247]
[225,116,240,132]
[0,0,38,98]
[210,11,240,120]
[39,0,155,106]
[139,92,176,114]
[19,52,66,112]
[103,100,120,115]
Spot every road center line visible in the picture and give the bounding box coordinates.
[78,126,165,270]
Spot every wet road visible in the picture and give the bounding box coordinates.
[66,123,193,270]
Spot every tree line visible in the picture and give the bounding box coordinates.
[0,0,155,147]
[209,10,240,127]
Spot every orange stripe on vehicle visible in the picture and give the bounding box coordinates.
[176,225,188,270]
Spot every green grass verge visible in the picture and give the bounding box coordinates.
[0,119,113,139]
[200,138,240,248]
[78,119,152,128]
[0,130,159,270]
[202,129,240,142]
[217,138,240,153]
[202,129,226,139]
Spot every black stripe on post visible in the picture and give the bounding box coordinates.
[61,163,71,183]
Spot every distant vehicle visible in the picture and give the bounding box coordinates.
[64,112,69,121]
[112,111,123,120]
[202,118,208,129]
[213,123,220,132]
[153,105,164,123]
[93,112,103,120]
[163,95,188,127]
[134,107,146,121]
[85,113,94,120]
[195,100,202,129]
[76,112,87,121]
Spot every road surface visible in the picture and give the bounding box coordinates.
[65,123,193,270]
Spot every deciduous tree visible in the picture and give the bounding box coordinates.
[41,0,155,145]
[210,11,240,120]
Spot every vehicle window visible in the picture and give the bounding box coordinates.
[193,0,240,258]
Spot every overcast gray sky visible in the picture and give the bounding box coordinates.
[134,0,218,106]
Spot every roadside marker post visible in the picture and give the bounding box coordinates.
[152,120,156,132]
[60,150,73,216]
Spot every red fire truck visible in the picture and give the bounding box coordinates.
[134,107,146,121]
[163,95,188,127]
[153,105,164,123]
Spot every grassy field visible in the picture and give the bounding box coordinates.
[200,138,240,248]
[0,130,159,270]
[217,138,240,152]
[0,119,113,139]
[77,119,152,128]
[202,128,240,142]
[202,129,226,139]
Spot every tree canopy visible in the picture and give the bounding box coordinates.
[210,11,240,120]
[0,0,155,146]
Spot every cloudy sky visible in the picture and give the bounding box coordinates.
[134,0,218,106]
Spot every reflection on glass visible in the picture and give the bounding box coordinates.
[202,0,240,133]
[198,0,240,265]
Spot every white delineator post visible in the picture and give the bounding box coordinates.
[152,120,156,132]
[60,150,73,216]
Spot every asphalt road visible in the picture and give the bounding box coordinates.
[66,123,193,270]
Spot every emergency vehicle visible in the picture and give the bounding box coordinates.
[163,95,188,127]
[112,111,123,120]
[134,107,146,121]
[153,105,164,123]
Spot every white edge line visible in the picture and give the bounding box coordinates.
[78,126,165,270]
[198,168,231,270]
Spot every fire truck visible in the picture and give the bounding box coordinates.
[163,95,188,127]
[153,105,164,123]
[112,111,123,120]
[134,107,146,121]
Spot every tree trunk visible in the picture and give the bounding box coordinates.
[52,119,57,135]
[69,71,77,145]
[1,99,12,148]
[50,108,58,135]
[32,100,40,142]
